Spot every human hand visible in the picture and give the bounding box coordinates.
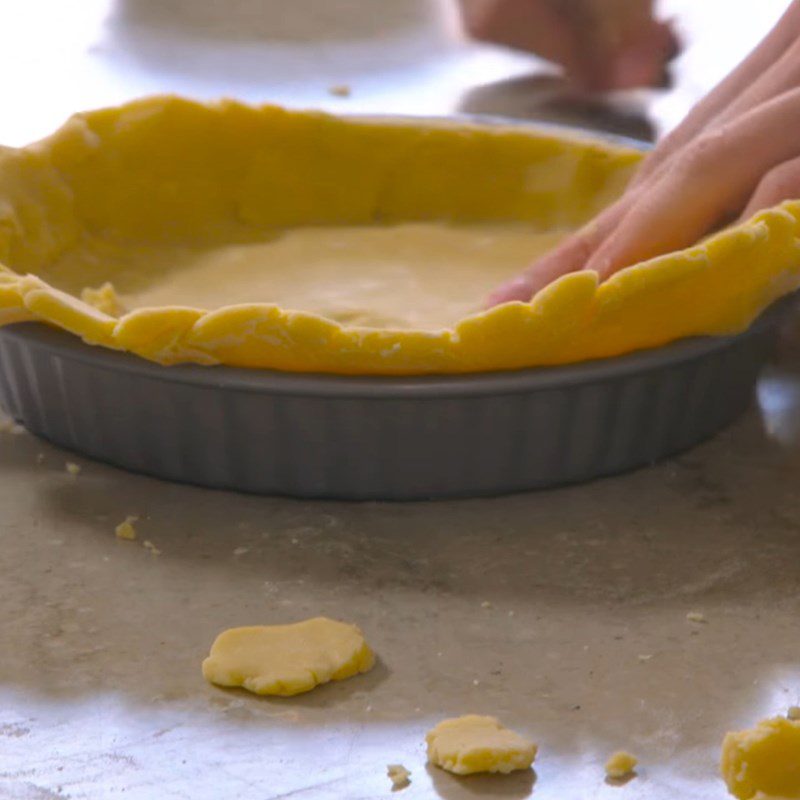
[458,0,678,92]
[487,0,800,307]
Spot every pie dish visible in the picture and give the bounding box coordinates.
[1,95,799,376]
[0,99,795,499]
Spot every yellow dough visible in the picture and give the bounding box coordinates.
[114,516,137,540]
[721,717,800,799]
[201,616,374,696]
[605,750,638,779]
[80,281,126,317]
[0,95,799,374]
[425,715,537,775]
[52,224,565,331]
[387,764,411,789]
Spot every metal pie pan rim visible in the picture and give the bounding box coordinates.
[341,111,653,153]
[1,297,790,399]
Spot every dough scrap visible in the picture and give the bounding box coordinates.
[0,416,25,434]
[721,717,800,799]
[426,715,537,775]
[115,516,137,540]
[387,764,411,789]
[142,539,161,556]
[605,750,638,779]
[201,616,374,696]
[80,282,126,317]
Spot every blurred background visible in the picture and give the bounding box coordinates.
[0,0,793,147]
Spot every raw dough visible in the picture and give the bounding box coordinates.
[49,225,565,331]
[721,717,800,799]
[201,616,374,696]
[0,416,24,435]
[115,516,137,540]
[387,764,411,789]
[142,539,161,556]
[426,715,537,775]
[605,750,638,779]
[81,282,126,317]
[2,97,800,375]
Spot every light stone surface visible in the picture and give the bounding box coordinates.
[3,355,800,800]
[1,1,798,798]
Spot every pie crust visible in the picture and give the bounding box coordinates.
[0,95,798,375]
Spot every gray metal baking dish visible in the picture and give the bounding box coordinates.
[0,293,792,499]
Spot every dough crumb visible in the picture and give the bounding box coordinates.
[638,654,653,662]
[81,282,126,317]
[387,764,411,789]
[115,516,138,540]
[202,617,374,696]
[65,462,82,476]
[722,717,800,799]
[788,706,800,721]
[36,453,45,464]
[0,415,24,434]
[233,546,249,556]
[605,750,638,779]
[0,417,26,435]
[328,84,351,97]
[426,715,537,775]
[686,611,707,624]
[143,540,161,556]
[481,600,493,609]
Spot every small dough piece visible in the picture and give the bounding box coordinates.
[202,616,374,696]
[65,461,81,476]
[721,717,800,799]
[81,282,126,317]
[0,416,25,434]
[115,516,138,540]
[387,764,411,789]
[143,539,161,556]
[426,715,537,775]
[605,750,638,779]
